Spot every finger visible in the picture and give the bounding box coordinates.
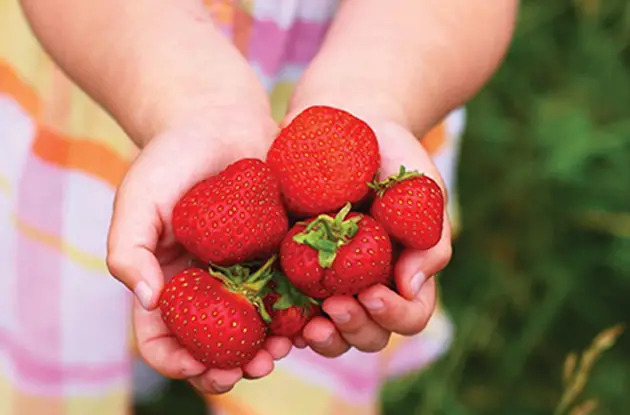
[394,220,452,300]
[302,317,351,358]
[242,349,275,379]
[107,179,165,310]
[189,367,243,394]
[322,296,390,352]
[265,336,293,360]
[358,279,436,335]
[133,299,205,379]
[293,336,307,349]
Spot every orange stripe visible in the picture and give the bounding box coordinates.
[420,121,446,155]
[206,394,258,415]
[15,394,63,415]
[204,0,234,26]
[0,59,40,117]
[233,7,254,57]
[32,127,129,188]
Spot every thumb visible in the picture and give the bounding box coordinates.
[106,183,165,310]
[394,218,452,300]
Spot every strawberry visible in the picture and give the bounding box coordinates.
[280,203,393,299]
[159,257,276,370]
[369,166,444,250]
[263,272,320,338]
[172,158,288,266]
[266,105,380,217]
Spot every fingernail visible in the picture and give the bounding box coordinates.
[410,272,426,297]
[211,381,232,393]
[361,298,385,313]
[135,281,153,310]
[329,312,350,324]
[313,331,333,348]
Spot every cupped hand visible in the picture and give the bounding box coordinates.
[297,118,453,356]
[106,107,292,393]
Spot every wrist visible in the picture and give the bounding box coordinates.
[145,103,278,165]
[122,73,272,149]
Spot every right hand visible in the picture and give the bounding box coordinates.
[106,105,293,394]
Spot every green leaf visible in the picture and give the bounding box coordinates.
[273,294,294,310]
[318,250,337,268]
[269,270,318,310]
[308,237,338,253]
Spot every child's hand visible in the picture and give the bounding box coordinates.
[293,118,452,356]
[106,107,293,394]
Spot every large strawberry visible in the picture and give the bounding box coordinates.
[369,166,444,250]
[266,105,380,217]
[159,257,275,370]
[280,203,393,299]
[263,271,320,338]
[172,158,288,266]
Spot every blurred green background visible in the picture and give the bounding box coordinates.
[137,1,630,414]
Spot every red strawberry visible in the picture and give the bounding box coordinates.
[280,203,393,299]
[263,272,320,338]
[159,257,276,370]
[369,166,444,250]
[266,106,380,217]
[172,158,288,266]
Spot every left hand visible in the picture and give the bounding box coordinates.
[293,118,453,356]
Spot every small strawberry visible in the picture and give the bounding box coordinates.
[280,203,393,299]
[172,158,288,266]
[369,166,444,250]
[266,105,380,217]
[159,257,276,370]
[263,271,320,338]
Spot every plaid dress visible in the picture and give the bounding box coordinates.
[0,1,463,414]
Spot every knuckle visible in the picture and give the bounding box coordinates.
[356,333,391,353]
[319,344,350,358]
[339,320,365,335]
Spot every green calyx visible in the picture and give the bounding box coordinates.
[292,202,361,268]
[269,270,319,311]
[367,165,424,197]
[209,256,276,323]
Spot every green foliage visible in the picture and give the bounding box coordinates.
[383,0,630,413]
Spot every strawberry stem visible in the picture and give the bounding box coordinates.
[293,202,362,268]
[252,297,272,323]
[208,256,276,323]
[367,165,424,197]
[270,270,319,311]
[242,255,276,292]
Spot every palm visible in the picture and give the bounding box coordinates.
[108,117,291,392]
[296,118,452,357]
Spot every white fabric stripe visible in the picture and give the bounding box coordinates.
[252,0,300,29]
[0,188,17,341]
[0,96,36,186]
[61,257,130,365]
[0,97,33,344]
[251,0,338,27]
[61,171,116,260]
[0,350,129,396]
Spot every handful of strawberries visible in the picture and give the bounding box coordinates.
[160,105,445,369]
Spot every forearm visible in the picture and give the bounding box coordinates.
[290,0,518,135]
[21,0,269,146]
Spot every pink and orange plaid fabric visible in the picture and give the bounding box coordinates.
[0,1,462,414]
